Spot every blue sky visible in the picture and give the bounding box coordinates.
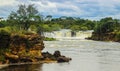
[0,0,120,20]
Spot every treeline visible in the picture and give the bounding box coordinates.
[89,17,120,41]
[0,4,120,42]
[0,4,43,34]
[0,4,97,35]
[42,16,96,32]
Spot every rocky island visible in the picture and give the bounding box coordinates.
[0,31,71,66]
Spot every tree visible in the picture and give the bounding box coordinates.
[51,24,61,31]
[45,15,52,21]
[70,25,80,31]
[8,4,42,30]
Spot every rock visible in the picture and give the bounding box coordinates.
[53,50,72,63]
[3,33,45,63]
[0,32,72,64]
[42,52,56,60]
[5,53,19,63]
[42,51,72,63]
[57,56,72,63]
[19,56,33,62]
[5,53,19,60]
[53,50,61,58]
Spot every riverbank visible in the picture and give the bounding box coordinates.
[0,64,9,69]
[0,50,71,69]
[87,32,120,42]
[0,60,57,69]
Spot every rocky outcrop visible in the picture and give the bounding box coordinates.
[87,32,119,42]
[0,33,44,64]
[0,32,71,64]
[42,50,71,63]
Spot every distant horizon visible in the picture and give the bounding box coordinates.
[0,0,120,20]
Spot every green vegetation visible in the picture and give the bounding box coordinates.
[0,4,97,34]
[44,37,56,41]
[0,30,10,62]
[8,4,42,31]
[0,4,120,45]
[45,17,96,32]
[1,3,120,64]
[90,17,120,41]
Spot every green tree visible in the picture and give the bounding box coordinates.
[51,24,61,31]
[70,25,80,31]
[45,15,52,21]
[41,24,51,32]
[0,20,8,28]
[8,4,42,30]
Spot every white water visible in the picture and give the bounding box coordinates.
[44,29,93,40]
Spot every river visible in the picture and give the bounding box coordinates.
[1,40,120,71]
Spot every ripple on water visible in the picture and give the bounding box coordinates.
[2,40,120,71]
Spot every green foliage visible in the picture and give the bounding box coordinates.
[100,17,113,23]
[91,17,120,41]
[0,55,5,62]
[0,20,8,28]
[44,37,56,41]
[94,21,115,34]
[0,27,11,35]
[8,4,42,30]
[51,24,61,31]
[84,20,96,30]
[47,17,96,31]
[0,48,10,62]
[29,25,37,32]
[0,29,11,50]
[115,32,120,41]
[70,25,80,31]
[94,20,118,34]
[0,30,10,62]
[80,26,88,31]
[41,24,52,32]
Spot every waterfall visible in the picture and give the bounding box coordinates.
[43,29,93,40]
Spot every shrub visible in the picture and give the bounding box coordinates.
[115,32,120,41]
[44,37,56,41]
[0,55,5,62]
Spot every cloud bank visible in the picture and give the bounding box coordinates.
[0,0,120,20]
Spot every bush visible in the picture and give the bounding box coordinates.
[0,55,5,62]
[44,37,56,41]
[29,25,37,33]
[0,27,12,34]
[115,32,120,41]
[0,29,11,51]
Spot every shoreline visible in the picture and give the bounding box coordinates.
[0,64,9,69]
[0,60,57,69]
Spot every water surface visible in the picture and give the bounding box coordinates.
[1,40,120,71]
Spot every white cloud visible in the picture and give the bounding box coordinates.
[0,0,120,20]
[0,0,18,6]
[30,0,57,14]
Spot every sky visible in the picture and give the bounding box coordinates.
[0,0,120,20]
